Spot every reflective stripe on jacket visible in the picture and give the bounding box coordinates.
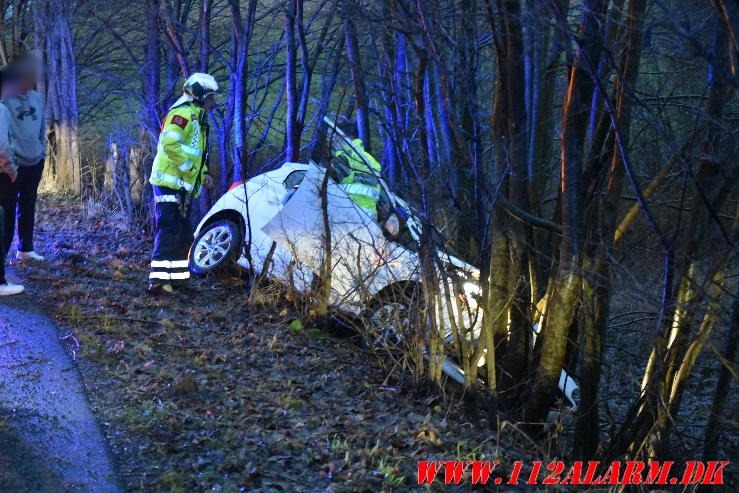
[340,182,381,217]
[149,102,208,197]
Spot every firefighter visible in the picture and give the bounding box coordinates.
[148,73,218,295]
[332,132,382,218]
[332,129,400,236]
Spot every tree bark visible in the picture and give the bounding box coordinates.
[524,0,608,430]
[702,282,739,461]
[613,10,736,459]
[284,0,300,161]
[498,0,532,404]
[575,0,647,459]
[161,0,190,79]
[226,0,257,182]
[197,0,212,72]
[343,2,371,152]
[527,0,570,301]
[37,0,81,194]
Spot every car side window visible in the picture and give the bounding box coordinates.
[283,170,307,190]
[326,156,351,183]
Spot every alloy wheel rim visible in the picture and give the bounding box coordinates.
[369,302,408,348]
[193,225,233,268]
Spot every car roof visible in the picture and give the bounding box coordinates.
[261,161,310,180]
[241,162,310,187]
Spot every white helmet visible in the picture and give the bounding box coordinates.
[183,72,219,102]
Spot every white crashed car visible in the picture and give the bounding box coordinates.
[189,155,579,409]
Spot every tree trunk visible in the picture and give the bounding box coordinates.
[197,0,212,72]
[526,0,571,301]
[38,0,81,194]
[524,0,608,430]
[162,0,190,80]
[457,0,485,255]
[343,4,371,152]
[284,0,300,161]
[142,0,162,142]
[702,282,739,461]
[195,0,214,214]
[228,0,257,181]
[575,0,647,458]
[612,10,736,459]
[498,0,532,403]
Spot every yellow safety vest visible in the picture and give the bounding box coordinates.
[336,139,382,217]
[149,102,209,197]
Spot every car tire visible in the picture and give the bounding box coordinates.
[365,283,471,386]
[189,219,242,276]
[364,283,423,351]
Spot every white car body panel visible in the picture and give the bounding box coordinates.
[261,164,419,307]
[193,161,579,409]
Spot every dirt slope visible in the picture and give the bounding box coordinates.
[8,196,546,492]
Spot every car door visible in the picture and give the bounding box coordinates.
[261,163,416,306]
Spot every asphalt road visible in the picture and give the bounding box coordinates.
[0,295,122,492]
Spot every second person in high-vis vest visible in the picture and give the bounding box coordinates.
[147,73,218,296]
[332,134,382,218]
[331,127,401,236]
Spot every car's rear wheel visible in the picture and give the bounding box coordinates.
[365,284,422,351]
[189,219,242,275]
[365,283,468,385]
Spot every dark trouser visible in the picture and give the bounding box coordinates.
[150,186,193,285]
[0,161,44,253]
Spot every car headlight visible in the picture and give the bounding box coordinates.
[443,266,482,306]
[462,282,481,298]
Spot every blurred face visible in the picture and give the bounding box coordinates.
[14,57,42,93]
[330,136,343,155]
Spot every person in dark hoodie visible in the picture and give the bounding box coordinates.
[0,65,24,295]
[0,52,46,262]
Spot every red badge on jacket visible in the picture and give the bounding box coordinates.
[171,115,189,129]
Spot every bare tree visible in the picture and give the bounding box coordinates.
[35,0,82,193]
[524,0,608,430]
[284,0,300,161]
[342,1,371,152]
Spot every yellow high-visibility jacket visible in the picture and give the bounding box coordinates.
[336,139,382,217]
[149,102,208,197]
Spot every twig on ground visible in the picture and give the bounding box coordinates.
[71,314,192,331]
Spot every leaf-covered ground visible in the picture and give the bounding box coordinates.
[14,195,556,492]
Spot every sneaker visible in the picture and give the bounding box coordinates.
[0,283,24,296]
[17,251,45,261]
[147,283,174,296]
